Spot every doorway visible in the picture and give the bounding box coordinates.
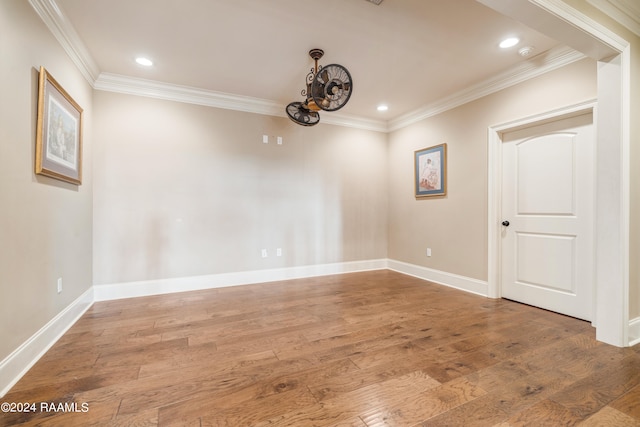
[481,0,631,348]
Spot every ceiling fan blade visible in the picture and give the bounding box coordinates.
[286,101,320,126]
[319,69,330,84]
[311,64,353,112]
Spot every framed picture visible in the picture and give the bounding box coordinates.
[35,66,83,185]
[415,143,447,198]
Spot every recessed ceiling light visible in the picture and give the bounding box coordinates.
[135,57,153,67]
[377,105,389,112]
[499,37,520,49]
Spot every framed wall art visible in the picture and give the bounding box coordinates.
[415,143,447,198]
[35,66,83,185]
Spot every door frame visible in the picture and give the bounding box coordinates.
[487,100,598,314]
[481,0,632,349]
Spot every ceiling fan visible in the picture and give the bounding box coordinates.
[286,49,353,127]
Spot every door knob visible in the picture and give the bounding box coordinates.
[502,220,510,227]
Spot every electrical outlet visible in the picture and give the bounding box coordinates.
[57,277,63,293]
[426,248,432,257]
[276,248,282,257]
[262,135,269,144]
[261,249,268,258]
[277,136,283,145]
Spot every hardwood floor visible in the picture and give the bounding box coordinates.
[3,270,640,426]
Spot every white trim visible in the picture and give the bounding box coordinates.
[93,73,389,133]
[94,73,283,117]
[387,259,488,297]
[629,317,640,346]
[319,112,389,133]
[28,0,100,84]
[388,45,585,132]
[488,99,598,134]
[0,288,94,398]
[95,258,491,304]
[587,0,640,37]
[487,124,502,300]
[487,100,597,301]
[531,0,630,53]
[621,46,631,345]
[594,50,631,347]
[94,259,388,302]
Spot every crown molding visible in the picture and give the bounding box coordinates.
[94,73,389,132]
[28,0,100,83]
[587,0,640,37]
[32,0,589,133]
[97,45,584,134]
[94,73,284,116]
[318,113,389,132]
[388,45,586,132]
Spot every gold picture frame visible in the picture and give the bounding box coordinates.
[35,66,83,185]
[415,143,447,198]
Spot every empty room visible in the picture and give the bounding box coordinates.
[1,0,639,425]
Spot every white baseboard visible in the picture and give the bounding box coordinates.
[94,259,389,302]
[387,259,489,297]
[0,287,94,398]
[629,317,640,347]
[95,259,489,303]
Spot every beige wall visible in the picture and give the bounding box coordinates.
[92,92,388,285]
[387,58,597,281]
[0,1,93,362]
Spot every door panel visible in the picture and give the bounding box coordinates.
[516,232,575,294]
[501,112,594,321]
[516,134,575,215]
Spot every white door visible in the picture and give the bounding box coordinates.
[501,112,595,321]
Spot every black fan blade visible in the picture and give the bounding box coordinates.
[286,101,320,126]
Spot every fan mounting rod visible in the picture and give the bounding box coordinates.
[309,48,324,73]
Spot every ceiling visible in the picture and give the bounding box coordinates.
[44,0,576,130]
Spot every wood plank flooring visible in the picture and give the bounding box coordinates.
[3,270,640,426]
